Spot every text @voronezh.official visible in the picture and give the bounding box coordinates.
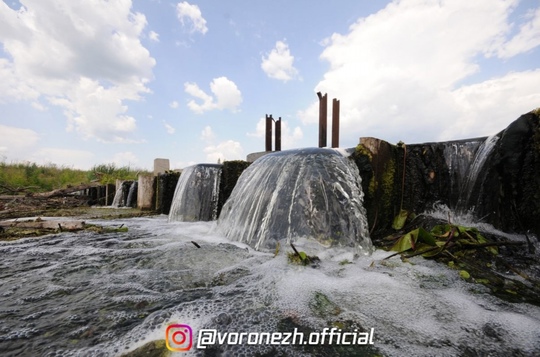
[166,324,375,351]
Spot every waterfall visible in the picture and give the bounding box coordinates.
[126,181,138,208]
[456,134,499,213]
[442,138,483,205]
[110,181,134,208]
[217,148,373,255]
[168,164,222,222]
[111,187,124,207]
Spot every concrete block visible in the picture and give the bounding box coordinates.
[246,151,271,163]
[137,174,155,210]
[154,158,170,176]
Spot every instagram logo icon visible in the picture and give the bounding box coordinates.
[166,324,193,351]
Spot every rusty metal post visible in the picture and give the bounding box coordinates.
[317,92,327,148]
[331,98,340,148]
[275,117,281,151]
[265,114,272,151]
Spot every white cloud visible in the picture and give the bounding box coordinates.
[169,100,179,108]
[0,0,155,142]
[184,77,242,114]
[299,0,540,145]
[31,101,47,111]
[261,40,299,82]
[203,140,243,163]
[176,1,208,35]
[0,125,40,159]
[110,151,139,167]
[163,121,176,134]
[247,117,304,149]
[149,30,160,42]
[200,125,216,142]
[497,7,540,58]
[32,148,95,170]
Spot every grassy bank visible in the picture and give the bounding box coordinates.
[0,161,150,194]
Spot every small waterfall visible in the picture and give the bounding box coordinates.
[168,164,222,222]
[111,181,134,208]
[442,139,483,205]
[456,134,499,213]
[111,187,124,207]
[125,181,138,208]
[217,148,373,255]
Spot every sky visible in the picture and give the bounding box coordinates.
[1,0,539,171]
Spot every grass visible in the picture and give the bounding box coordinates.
[0,161,150,194]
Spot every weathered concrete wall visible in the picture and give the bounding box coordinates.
[137,175,155,210]
[155,171,180,215]
[217,160,251,217]
[352,110,540,238]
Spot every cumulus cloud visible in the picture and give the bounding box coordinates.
[169,100,179,109]
[247,117,304,149]
[0,0,155,142]
[176,1,208,34]
[184,77,242,114]
[299,0,540,145]
[261,40,299,82]
[203,140,243,163]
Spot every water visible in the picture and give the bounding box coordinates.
[111,187,124,208]
[111,182,136,208]
[441,138,483,207]
[1,216,539,356]
[125,182,138,208]
[217,148,372,255]
[455,134,499,214]
[168,164,222,222]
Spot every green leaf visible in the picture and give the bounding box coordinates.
[459,270,470,280]
[298,251,307,261]
[417,227,437,246]
[390,229,416,252]
[392,209,409,230]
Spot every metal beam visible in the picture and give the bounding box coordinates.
[332,98,340,148]
[317,92,327,148]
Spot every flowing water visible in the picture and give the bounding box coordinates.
[1,216,539,356]
[168,165,222,222]
[217,148,372,255]
[455,134,499,214]
[111,188,125,208]
[2,147,539,356]
[125,182,138,209]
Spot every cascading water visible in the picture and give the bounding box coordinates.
[442,138,483,206]
[111,181,135,208]
[2,218,538,356]
[217,148,373,255]
[111,187,124,208]
[125,181,138,208]
[455,134,499,213]
[168,164,222,222]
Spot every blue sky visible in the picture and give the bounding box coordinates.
[1,0,539,170]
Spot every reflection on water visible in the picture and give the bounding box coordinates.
[0,216,539,356]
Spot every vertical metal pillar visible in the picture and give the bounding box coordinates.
[275,117,281,151]
[331,98,340,148]
[317,92,327,148]
[265,114,272,152]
